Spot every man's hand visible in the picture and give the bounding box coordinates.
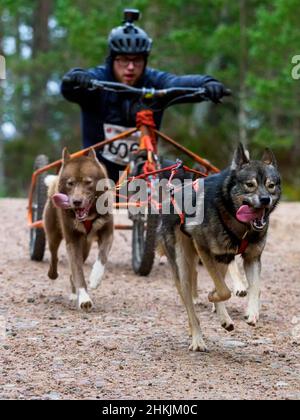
[68,71,93,88]
[204,81,226,103]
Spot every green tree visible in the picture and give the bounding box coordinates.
[0,0,299,198]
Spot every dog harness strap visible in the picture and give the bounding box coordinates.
[237,238,249,255]
[237,230,250,255]
[83,220,93,234]
[170,195,185,226]
[143,160,156,174]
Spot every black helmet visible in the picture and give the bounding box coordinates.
[108,9,152,55]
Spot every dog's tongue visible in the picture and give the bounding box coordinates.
[52,193,70,209]
[236,205,264,223]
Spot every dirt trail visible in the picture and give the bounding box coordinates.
[0,199,299,400]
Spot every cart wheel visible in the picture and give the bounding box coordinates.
[30,155,49,261]
[131,206,159,276]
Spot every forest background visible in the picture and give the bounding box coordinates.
[0,0,300,199]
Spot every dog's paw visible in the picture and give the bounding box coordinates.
[245,300,260,326]
[222,321,235,332]
[244,313,259,327]
[79,300,93,312]
[233,281,248,297]
[235,289,248,298]
[48,268,58,280]
[193,296,201,306]
[78,288,93,312]
[89,260,105,290]
[219,312,235,332]
[215,303,235,332]
[189,335,209,352]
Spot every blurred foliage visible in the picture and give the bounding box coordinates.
[0,0,300,198]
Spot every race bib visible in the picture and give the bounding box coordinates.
[102,124,140,165]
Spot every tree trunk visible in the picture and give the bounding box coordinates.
[0,130,4,195]
[0,14,5,195]
[192,5,229,129]
[239,0,248,146]
[27,0,53,138]
[32,0,52,57]
[192,56,223,129]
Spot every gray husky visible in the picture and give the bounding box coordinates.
[159,143,281,351]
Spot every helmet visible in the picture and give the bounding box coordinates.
[108,9,152,55]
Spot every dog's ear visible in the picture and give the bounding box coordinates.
[262,148,277,168]
[231,143,250,170]
[62,147,71,163]
[87,148,97,160]
[87,148,108,177]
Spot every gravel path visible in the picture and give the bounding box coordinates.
[0,199,299,400]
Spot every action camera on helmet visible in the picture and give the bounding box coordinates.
[123,9,140,24]
[108,8,152,55]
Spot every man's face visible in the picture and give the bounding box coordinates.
[113,55,145,86]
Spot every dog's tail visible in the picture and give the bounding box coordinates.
[44,175,58,197]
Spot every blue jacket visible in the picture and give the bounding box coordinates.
[61,63,216,152]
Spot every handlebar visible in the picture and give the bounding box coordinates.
[89,80,209,99]
[63,76,231,102]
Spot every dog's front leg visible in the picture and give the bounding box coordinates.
[175,231,208,352]
[228,257,248,297]
[214,302,235,332]
[194,245,231,303]
[178,273,208,352]
[66,239,93,312]
[243,256,261,326]
[89,223,114,290]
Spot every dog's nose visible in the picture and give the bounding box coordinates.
[73,199,83,208]
[260,196,271,206]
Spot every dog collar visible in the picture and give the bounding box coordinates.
[81,202,98,234]
[82,219,94,234]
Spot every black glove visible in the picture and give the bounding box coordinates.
[68,71,93,88]
[204,81,226,103]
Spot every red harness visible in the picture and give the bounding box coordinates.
[165,161,203,229]
[83,219,94,234]
[237,238,249,255]
[236,231,249,255]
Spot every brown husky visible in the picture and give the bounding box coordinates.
[43,148,114,311]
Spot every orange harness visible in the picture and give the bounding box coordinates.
[136,110,158,174]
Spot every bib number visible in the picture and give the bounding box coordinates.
[102,124,140,165]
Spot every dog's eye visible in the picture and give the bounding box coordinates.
[267,183,276,191]
[84,180,93,186]
[245,182,255,189]
[67,181,75,187]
